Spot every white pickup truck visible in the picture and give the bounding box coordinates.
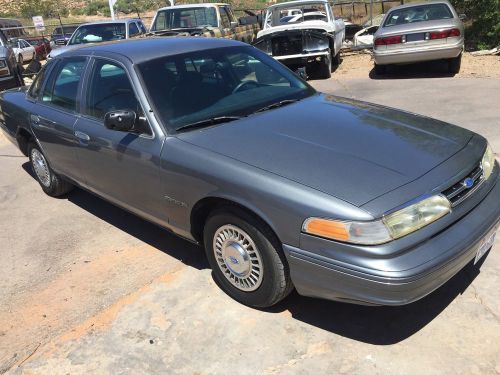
[253,0,345,79]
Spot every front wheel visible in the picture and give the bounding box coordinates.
[204,208,293,308]
[332,49,341,67]
[28,143,73,197]
[18,54,23,65]
[318,51,332,79]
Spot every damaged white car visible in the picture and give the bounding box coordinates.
[253,0,345,79]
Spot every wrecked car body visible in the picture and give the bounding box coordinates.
[253,0,345,79]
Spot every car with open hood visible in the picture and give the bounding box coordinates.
[0,38,498,308]
[253,0,345,79]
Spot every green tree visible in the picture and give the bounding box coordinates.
[114,0,157,18]
[449,0,500,49]
[20,0,68,18]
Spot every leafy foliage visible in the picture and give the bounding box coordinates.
[449,0,500,49]
[114,0,158,18]
[19,0,69,18]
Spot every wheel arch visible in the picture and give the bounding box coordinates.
[190,196,282,247]
[16,127,34,156]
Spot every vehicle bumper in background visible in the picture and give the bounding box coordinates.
[274,51,329,62]
[284,174,500,306]
[374,43,463,65]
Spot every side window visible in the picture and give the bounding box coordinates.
[225,7,236,23]
[84,59,143,120]
[129,22,140,37]
[219,7,231,28]
[138,21,147,34]
[28,64,50,99]
[42,58,86,111]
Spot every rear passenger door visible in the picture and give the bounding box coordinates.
[74,58,165,221]
[29,57,87,181]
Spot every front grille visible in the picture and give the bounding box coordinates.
[272,35,302,56]
[442,164,484,206]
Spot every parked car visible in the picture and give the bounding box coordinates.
[9,38,36,65]
[253,0,345,79]
[50,25,79,46]
[149,3,260,44]
[1,38,498,308]
[25,37,51,59]
[48,19,147,59]
[0,29,23,91]
[373,0,465,74]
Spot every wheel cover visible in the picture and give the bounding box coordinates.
[31,149,50,187]
[213,224,264,292]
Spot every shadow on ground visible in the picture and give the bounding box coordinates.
[22,162,485,346]
[369,59,457,80]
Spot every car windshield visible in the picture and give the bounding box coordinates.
[267,4,329,27]
[383,4,453,27]
[26,39,41,46]
[151,7,218,31]
[68,23,126,45]
[138,46,315,132]
[52,26,78,35]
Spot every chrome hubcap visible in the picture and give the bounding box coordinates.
[31,149,50,187]
[213,224,263,292]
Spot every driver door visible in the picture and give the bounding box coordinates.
[74,57,166,222]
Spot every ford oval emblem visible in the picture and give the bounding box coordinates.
[463,177,474,189]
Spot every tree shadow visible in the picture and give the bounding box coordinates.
[21,161,488,344]
[369,60,457,80]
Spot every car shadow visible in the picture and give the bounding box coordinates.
[21,162,487,345]
[369,60,457,80]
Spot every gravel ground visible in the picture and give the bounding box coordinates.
[333,51,500,79]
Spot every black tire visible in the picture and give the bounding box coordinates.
[18,54,23,65]
[28,143,73,197]
[318,51,332,79]
[203,207,293,308]
[374,63,386,75]
[449,54,462,74]
[332,49,341,68]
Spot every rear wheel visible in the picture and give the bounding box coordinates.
[374,63,386,75]
[28,143,73,197]
[448,54,462,74]
[203,207,293,308]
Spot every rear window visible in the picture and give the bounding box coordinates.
[383,4,453,27]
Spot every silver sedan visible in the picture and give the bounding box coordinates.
[373,0,464,74]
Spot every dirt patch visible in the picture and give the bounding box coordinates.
[334,51,500,79]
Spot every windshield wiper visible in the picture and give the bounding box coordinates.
[175,116,242,132]
[255,99,299,113]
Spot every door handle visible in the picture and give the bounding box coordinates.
[30,114,40,124]
[74,131,90,141]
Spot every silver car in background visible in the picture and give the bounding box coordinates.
[373,1,464,74]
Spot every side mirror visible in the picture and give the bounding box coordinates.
[459,14,467,21]
[230,21,239,28]
[104,110,137,132]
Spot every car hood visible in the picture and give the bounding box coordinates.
[178,94,473,207]
[48,44,80,58]
[258,22,333,38]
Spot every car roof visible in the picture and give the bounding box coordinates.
[157,3,228,11]
[267,0,328,10]
[61,37,245,64]
[385,0,453,12]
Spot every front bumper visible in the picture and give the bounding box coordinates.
[284,173,500,306]
[373,42,463,65]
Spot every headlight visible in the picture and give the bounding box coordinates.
[303,195,451,245]
[481,143,495,180]
[0,59,6,68]
[382,195,451,239]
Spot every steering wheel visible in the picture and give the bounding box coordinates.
[232,80,260,94]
